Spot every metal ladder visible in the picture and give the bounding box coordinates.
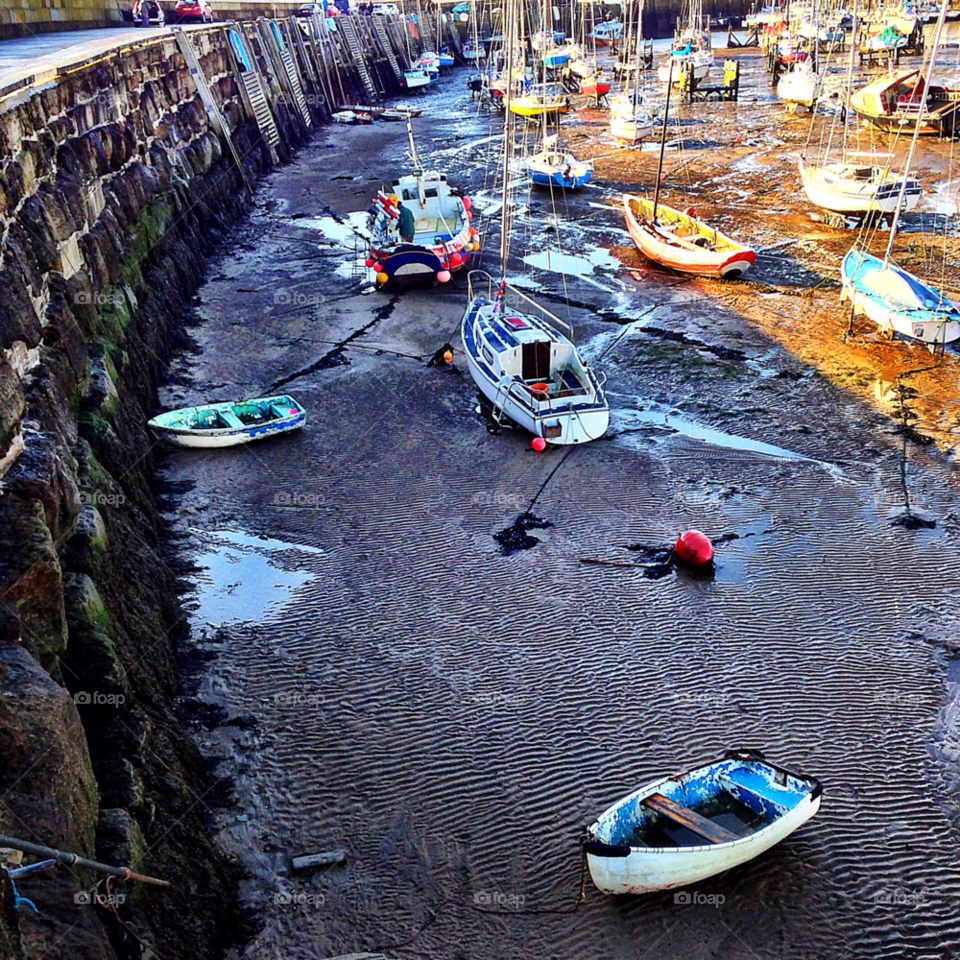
[172,28,254,196]
[339,16,379,103]
[239,70,281,145]
[280,45,312,126]
[372,15,403,83]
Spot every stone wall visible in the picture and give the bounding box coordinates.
[0,23,323,960]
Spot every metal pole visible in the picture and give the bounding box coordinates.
[0,834,171,888]
[883,0,949,266]
[651,58,674,224]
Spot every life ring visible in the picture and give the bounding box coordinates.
[530,382,550,395]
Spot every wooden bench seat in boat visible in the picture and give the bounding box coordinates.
[641,793,741,844]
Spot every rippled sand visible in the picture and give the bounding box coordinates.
[159,62,960,960]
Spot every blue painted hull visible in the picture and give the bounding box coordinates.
[542,53,569,67]
[529,168,592,189]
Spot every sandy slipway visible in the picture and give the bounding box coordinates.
[156,63,960,960]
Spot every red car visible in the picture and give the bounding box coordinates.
[174,0,214,22]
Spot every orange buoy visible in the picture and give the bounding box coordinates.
[443,349,453,363]
[532,437,546,451]
[674,530,713,567]
[376,271,389,284]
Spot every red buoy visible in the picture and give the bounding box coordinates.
[532,437,546,451]
[674,530,713,567]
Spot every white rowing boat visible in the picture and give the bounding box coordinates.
[583,751,822,894]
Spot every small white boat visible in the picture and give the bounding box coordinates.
[777,58,818,109]
[591,19,623,45]
[657,41,712,86]
[148,396,306,448]
[403,69,432,91]
[460,271,609,444]
[609,91,655,143]
[799,156,921,214]
[840,249,960,345]
[462,38,483,61]
[583,752,823,895]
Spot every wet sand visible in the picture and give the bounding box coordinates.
[160,41,960,960]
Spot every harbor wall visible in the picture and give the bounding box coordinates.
[0,14,419,959]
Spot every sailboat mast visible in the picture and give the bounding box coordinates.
[500,0,518,274]
[651,58,674,223]
[406,117,421,172]
[883,0,949,266]
[841,0,858,164]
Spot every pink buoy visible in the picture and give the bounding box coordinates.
[364,257,375,268]
[373,263,383,273]
[674,530,714,567]
[462,197,472,210]
[466,210,473,220]
[437,270,451,283]
[532,437,546,451]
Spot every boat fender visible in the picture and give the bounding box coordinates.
[684,206,696,217]
[437,270,451,283]
[581,839,632,858]
[675,529,713,567]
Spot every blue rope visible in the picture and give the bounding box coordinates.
[6,874,39,915]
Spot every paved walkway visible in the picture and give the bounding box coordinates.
[0,25,183,94]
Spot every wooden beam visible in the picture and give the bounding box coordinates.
[641,794,740,844]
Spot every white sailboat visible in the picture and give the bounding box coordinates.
[460,0,609,445]
[840,3,960,347]
[657,0,712,86]
[610,0,656,143]
[799,0,921,215]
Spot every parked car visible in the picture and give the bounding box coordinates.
[132,0,165,26]
[174,0,214,22]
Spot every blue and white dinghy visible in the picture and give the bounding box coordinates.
[461,271,609,445]
[840,249,960,346]
[148,395,306,448]
[582,751,822,894]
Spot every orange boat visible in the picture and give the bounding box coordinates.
[622,195,756,278]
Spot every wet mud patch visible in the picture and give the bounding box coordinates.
[494,513,553,555]
[640,325,748,362]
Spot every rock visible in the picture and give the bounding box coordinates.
[0,498,68,674]
[96,808,147,870]
[61,573,130,699]
[0,643,116,960]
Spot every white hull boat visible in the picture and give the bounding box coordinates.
[658,49,711,85]
[609,92,656,143]
[460,271,609,444]
[799,157,921,213]
[778,61,818,108]
[148,395,306,448]
[583,752,823,894]
[840,249,960,344]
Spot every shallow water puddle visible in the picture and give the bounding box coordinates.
[190,530,322,625]
[611,401,810,460]
[522,248,621,290]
